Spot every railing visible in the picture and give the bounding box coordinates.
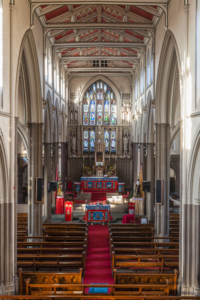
[0,296,200,300]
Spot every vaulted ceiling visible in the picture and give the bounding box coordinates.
[31,1,169,76]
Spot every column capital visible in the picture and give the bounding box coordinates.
[9,3,15,12]
[183,4,190,13]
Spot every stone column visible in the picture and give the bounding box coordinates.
[140,143,145,177]
[28,123,43,236]
[44,143,52,223]
[155,123,170,236]
[77,125,81,155]
[52,142,59,212]
[14,117,19,291]
[133,143,138,189]
[61,142,68,194]
[119,126,122,155]
[0,1,18,295]
[146,143,155,223]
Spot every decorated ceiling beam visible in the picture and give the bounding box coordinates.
[39,5,64,16]
[44,22,155,30]
[31,1,168,28]
[69,72,133,77]
[135,5,161,17]
[60,56,138,61]
[66,67,133,72]
[52,41,145,48]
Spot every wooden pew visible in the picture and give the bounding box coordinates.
[111,246,179,258]
[43,230,87,237]
[109,234,179,242]
[111,240,179,249]
[112,253,179,273]
[17,247,85,256]
[18,268,83,295]
[113,269,178,295]
[43,223,88,229]
[17,241,87,248]
[17,213,28,219]
[170,213,179,219]
[17,253,86,272]
[17,230,28,236]
[109,224,154,230]
[17,235,87,242]
[25,281,170,296]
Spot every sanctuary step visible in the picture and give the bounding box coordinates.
[91,191,107,202]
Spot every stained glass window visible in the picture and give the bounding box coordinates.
[90,90,93,100]
[104,100,109,125]
[97,100,102,125]
[83,100,89,125]
[111,131,116,152]
[111,100,116,125]
[83,80,117,152]
[83,131,88,151]
[90,100,95,125]
[104,131,109,152]
[90,130,95,152]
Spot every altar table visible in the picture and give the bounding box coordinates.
[55,196,64,214]
[122,214,135,224]
[85,204,111,224]
[81,176,118,192]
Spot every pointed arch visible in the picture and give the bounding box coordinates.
[0,129,9,204]
[44,90,53,143]
[155,30,181,124]
[147,48,150,87]
[80,75,121,123]
[15,29,42,124]
[145,91,155,144]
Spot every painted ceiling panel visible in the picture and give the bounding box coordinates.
[35,2,164,72]
[45,5,69,21]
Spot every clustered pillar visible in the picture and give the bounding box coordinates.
[146,143,155,223]
[44,143,52,223]
[155,123,170,236]
[52,142,59,213]
[28,123,43,236]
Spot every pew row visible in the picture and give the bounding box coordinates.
[113,269,178,295]
[25,281,170,296]
[18,268,82,295]
[111,253,179,273]
[17,253,86,272]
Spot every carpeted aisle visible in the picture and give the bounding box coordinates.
[83,225,114,284]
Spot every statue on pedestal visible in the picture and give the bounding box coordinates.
[57,179,64,196]
[123,134,129,155]
[134,177,141,197]
[71,133,76,155]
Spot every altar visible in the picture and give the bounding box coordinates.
[85,204,111,224]
[81,176,118,192]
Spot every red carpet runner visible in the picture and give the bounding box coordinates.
[83,225,114,284]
